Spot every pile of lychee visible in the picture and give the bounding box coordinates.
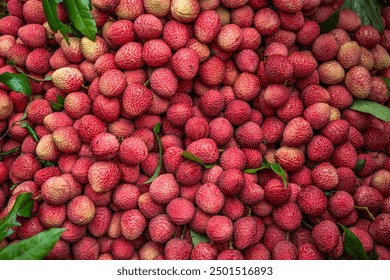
[0,0,390,260]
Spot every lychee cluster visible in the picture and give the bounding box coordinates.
[0,0,390,260]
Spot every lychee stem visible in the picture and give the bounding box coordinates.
[354,206,375,221]
[302,220,313,229]
[228,241,234,250]
[246,206,252,216]
[285,231,291,241]
[180,225,187,239]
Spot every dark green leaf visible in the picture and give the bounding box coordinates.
[0,73,32,97]
[270,162,288,188]
[0,146,20,157]
[382,77,390,96]
[63,0,97,41]
[0,193,34,241]
[20,122,39,142]
[42,0,71,44]
[320,11,339,33]
[56,95,65,105]
[181,151,215,169]
[354,159,366,174]
[141,123,162,185]
[190,229,209,246]
[350,100,390,121]
[50,101,64,111]
[39,159,56,167]
[340,224,369,260]
[245,160,288,187]
[341,0,384,33]
[369,251,379,260]
[0,228,65,260]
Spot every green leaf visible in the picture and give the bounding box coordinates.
[320,11,339,33]
[382,77,390,96]
[42,0,71,44]
[350,100,390,122]
[0,193,34,242]
[63,0,97,41]
[244,160,288,187]
[341,0,384,33]
[0,228,65,260]
[141,123,162,185]
[269,162,288,188]
[0,73,32,97]
[340,224,369,260]
[181,151,215,169]
[369,251,379,260]
[190,229,209,246]
[50,95,65,111]
[354,158,366,174]
[20,122,39,142]
[39,159,56,167]
[0,146,20,157]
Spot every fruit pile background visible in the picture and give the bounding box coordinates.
[0,0,390,260]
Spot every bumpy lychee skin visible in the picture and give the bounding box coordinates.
[52,126,82,154]
[149,68,178,98]
[133,14,163,40]
[273,201,302,231]
[321,119,350,145]
[72,236,99,260]
[121,209,147,241]
[344,66,372,99]
[312,34,339,62]
[206,215,233,243]
[198,56,225,87]
[234,121,263,148]
[355,25,381,49]
[170,0,200,23]
[67,195,96,225]
[171,47,200,80]
[217,23,243,52]
[149,174,180,204]
[264,178,291,206]
[9,153,41,182]
[337,41,362,69]
[17,23,47,48]
[288,50,318,78]
[88,161,121,193]
[198,90,224,118]
[282,117,313,147]
[371,44,390,70]
[90,132,119,160]
[26,48,51,75]
[298,243,323,260]
[148,214,176,243]
[272,240,298,260]
[328,191,355,218]
[264,55,294,84]
[307,135,334,162]
[191,242,218,260]
[142,39,172,67]
[99,69,127,97]
[122,83,153,118]
[254,8,280,35]
[354,186,384,215]
[297,185,327,217]
[337,9,361,32]
[369,213,390,246]
[312,220,340,253]
[195,183,225,214]
[81,36,109,62]
[119,136,148,165]
[41,176,71,206]
[318,60,345,85]
[312,163,339,191]
[233,72,261,101]
[371,169,390,197]
[164,238,193,260]
[166,197,195,225]
[194,10,221,43]
[51,67,84,93]
[186,138,219,164]
[275,146,305,172]
[115,42,144,70]
[331,142,357,169]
